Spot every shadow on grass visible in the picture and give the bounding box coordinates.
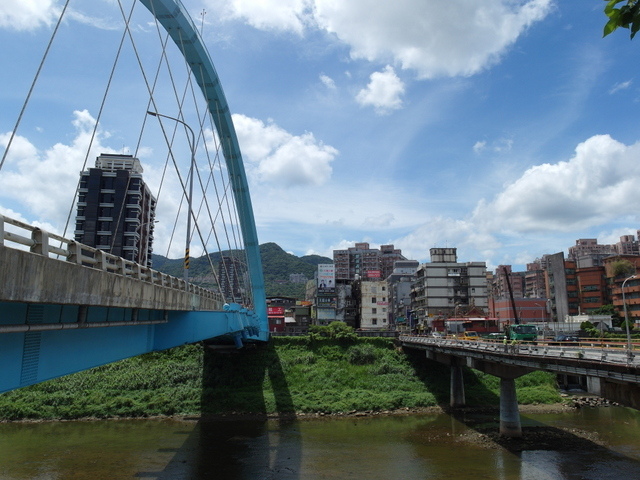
[136,341,301,479]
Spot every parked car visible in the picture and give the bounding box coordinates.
[552,335,580,346]
[431,331,444,338]
[462,331,479,340]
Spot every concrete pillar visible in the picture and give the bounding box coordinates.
[450,363,466,408]
[499,377,522,437]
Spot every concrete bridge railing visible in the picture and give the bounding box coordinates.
[0,214,223,311]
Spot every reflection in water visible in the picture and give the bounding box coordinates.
[0,408,639,479]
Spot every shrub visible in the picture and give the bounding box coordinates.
[347,344,378,365]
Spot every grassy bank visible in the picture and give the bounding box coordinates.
[0,337,562,421]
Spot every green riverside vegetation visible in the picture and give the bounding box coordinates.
[0,334,563,421]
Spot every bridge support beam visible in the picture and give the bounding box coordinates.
[467,360,530,438]
[450,360,466,408]
[499,377,522,437]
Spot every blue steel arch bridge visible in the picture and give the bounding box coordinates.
[0,0,268,393]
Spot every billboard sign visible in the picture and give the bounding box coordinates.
[317,264,335,294]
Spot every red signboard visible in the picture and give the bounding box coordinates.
[268,306,285,316]
[367,270,381,278]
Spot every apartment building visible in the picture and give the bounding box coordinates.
[576,266,609,314]
[604,255,640,325]
[386,260,419,328]
[333,242,405,281]
[545,252,579,322]
[411,248,488,326]
[358,280,389,330]
[75,154,156,266]
[494,265,525,298]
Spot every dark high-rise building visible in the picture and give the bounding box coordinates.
[75,154,156,266]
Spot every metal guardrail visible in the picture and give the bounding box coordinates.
[400,335,640,367]
[0,214,222,303]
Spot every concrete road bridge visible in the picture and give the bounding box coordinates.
[400,335,640,437]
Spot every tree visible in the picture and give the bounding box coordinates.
[591,304,616,316]
[604,0,640,38]
[610,258,635,278]
[308,321,357,343]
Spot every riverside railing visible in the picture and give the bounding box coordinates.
[0,214,222,304]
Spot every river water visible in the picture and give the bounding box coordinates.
[1,407,639,479]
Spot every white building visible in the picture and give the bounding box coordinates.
[359,280,389,330]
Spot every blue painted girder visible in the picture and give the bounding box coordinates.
[0,306,261,393]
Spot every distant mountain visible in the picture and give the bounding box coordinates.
[151,242,332,299]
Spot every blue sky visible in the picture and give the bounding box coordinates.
[1,0,640,272]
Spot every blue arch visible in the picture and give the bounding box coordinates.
[139,0,267,340]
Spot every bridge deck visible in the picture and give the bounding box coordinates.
[400,335,640,385]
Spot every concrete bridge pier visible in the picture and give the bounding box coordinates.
[499,377,521,437]
[465,360,531,438]
[450,360,466,408]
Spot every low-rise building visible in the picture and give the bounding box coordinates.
[358,280,390,330]
[411,248,488,328]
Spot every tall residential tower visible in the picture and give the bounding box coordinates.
[75,154,156,266]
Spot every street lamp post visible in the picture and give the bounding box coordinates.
[622,274,636,362]
[147,111,195,284]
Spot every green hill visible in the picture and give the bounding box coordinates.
[151,242,332,299]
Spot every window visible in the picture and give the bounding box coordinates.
[372,308,377,314]
[372,318,377,325]
[371,297,377,303]
[101,177,115,189]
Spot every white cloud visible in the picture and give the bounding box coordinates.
[209,0,553,79]
[0,0,60,31]
[362,213,395,229]
[355,66,404,114]
[473,141,487,154]
[0,110,113,229]
[473,134,640,233]
[205,0,312,34]
[474,137,513,154]
[391,134,640,265]
[320,74,336,90]
[609,80,632,94]
[232,114,338,187]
